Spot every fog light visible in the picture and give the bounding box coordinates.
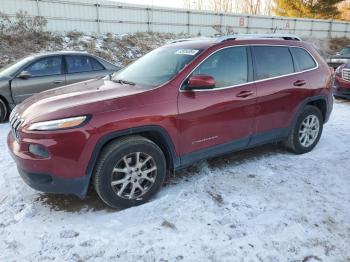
[29,144,49,158]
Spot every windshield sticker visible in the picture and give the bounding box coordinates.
[175,49,199,56]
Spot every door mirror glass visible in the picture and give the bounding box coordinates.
[187,75,215,90]
[17,70,32,79]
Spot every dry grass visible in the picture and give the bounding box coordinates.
[0,11,186,69]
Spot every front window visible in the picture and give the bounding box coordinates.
[25,56,62,77]
[339,47,350,55]
[112,47,203,87]
[0,56,35,78]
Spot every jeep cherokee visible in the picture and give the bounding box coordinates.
[7,34,333,208]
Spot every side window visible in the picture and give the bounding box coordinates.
[66,56,93,73]
[253,46,294,80]
[290,47,317,71]
[89,57,105,71]
[191,47,248,88]
[25,56,62,77]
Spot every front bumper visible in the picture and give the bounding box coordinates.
[333,75,350,100]
[7,125,98,198]
[333,86,350,99]
[18,168,89,198]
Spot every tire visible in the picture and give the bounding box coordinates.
[0,99,8,123]
[284,105,323,154]
[93,136,166,209]
[334,95,345,100]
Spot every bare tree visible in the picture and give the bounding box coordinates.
[241,0,261,15]
[183,0,205,10]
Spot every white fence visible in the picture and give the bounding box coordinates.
[1,0,350,38]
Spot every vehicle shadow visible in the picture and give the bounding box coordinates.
[35,187,117,213]
[35,143,288,213]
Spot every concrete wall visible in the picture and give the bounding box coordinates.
[1,0,349,38]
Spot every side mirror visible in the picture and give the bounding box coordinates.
[187,75,215,90]
[18,71,32,79]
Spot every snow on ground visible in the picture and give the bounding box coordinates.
[0,101,349,262]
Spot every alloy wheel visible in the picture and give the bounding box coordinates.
[111,152,157,200]
[298,114,320,148]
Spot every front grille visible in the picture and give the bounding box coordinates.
[342,68,350,82]
[9,109,24,141]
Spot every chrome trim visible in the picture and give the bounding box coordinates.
[342,68,350,82]
[217,34,302,42]
[9,109,24,141]
[179,44,319,92]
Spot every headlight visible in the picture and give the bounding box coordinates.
[28,116,88,131]
[336,65,344,74]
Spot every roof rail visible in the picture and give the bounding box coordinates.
[217,34,302,42]
[168,37,212,44]
[168,38,193,44]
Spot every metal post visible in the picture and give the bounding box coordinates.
[187,10,190,35]
[246,15,250,33]
[328,20,333,38]
[219,13,223,35]
[146,7,151,33]
[310,19,314,37]
[345,22,349,38]
[95,2,100,34]
[36,0,40,16]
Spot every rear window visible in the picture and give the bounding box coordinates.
[89,57,105,71]
[66,55,93,73]
[252,46,294,80]
[290,47,317,71]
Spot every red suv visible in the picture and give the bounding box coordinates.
[333,63,350,100]
[8,34,333,208]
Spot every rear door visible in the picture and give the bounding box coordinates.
[11,56,65,103]
[64,55,108,85]
[250,45,313,144]
[178,46,257,161]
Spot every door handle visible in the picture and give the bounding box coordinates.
[53,80,64,84]
[293,80,306,86]
[236,90,254,98]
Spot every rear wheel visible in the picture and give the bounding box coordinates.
[285,106,323,154]
[0,99,8,123]
[334,95,345,100]
[93,136,166,209]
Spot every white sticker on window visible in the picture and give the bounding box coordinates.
[175,49,199,55]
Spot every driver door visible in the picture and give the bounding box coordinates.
[178,46,257,163]
[11,56,65,104]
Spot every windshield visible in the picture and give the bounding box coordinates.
[112,47,203,87]
[339,47,350,55]
[0,56,35,78]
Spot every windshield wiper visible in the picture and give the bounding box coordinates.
[112,78,136,85]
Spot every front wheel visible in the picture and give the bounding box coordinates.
[0,99,8,123]
[284,105,323,154]
[93,136,166,209]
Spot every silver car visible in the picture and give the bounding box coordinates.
[0,51,119,122]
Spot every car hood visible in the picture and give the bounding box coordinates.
[329,55,350,59]
[16,78,152,124]
[0,75,11,82]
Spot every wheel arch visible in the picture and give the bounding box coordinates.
[85,125,180,188]
[295,95,329,124]
[0,94,10,121]
[306,98,328,121]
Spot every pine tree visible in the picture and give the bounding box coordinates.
[273,0,342,19]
